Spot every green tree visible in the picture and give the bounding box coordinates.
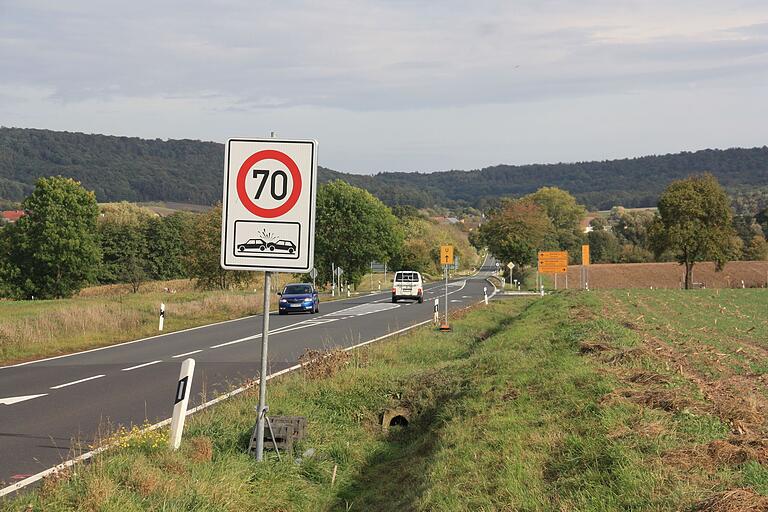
[96,202,155,291]
[589,216,609,231]
[587,229,620,263]
[0,225,19,298]
[144,212,194,280]
[98,220,148,292]
[185,205,252,290]
[2,177,100,298]
[524,187,587,258]
[756,208,768,238]
[649,174,737,289]
[315,181,403,286]
[613,210,654,247]
[744,234,768,261]
[476,199,555,275]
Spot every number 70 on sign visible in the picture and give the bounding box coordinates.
[251,169,289,201]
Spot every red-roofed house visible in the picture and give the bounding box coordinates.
[1,210,25,223]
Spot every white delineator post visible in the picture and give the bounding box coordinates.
[484,286,488,305]
[433,298,439,325]
[159,302,165,331]
[169,358,195,450]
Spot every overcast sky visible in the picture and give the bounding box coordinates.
[1,0,767,173]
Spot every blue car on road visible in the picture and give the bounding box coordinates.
[278,283,319,315]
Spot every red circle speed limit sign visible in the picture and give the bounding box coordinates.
[221,138,317,273]
[235,149,303,218]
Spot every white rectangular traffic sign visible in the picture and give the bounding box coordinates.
[220,138,317,272]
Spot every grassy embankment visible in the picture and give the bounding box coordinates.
[7,288,768,510]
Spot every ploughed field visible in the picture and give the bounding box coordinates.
[566,261,768,289]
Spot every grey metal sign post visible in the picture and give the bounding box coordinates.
[220,137,318,462]
[254,271,272,459]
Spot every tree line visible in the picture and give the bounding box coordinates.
[0,177,478,300]
[475,175,768,289]
[3,127,768,212]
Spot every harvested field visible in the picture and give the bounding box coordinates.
[564,261,768,289]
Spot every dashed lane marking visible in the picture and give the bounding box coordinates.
[50,374,105,390]
[172,350,202,359]
[121,360,162,372]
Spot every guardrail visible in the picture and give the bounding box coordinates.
[486,275,504,289]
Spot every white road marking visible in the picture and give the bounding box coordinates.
[50,374,105,390]
[210,334,259,349]
[0,394,47,406]
[121,360,162,372]
[327,303,400,317]
[172,350,202,359]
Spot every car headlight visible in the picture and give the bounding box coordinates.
[303,298,313,303]
[279,299,287,303]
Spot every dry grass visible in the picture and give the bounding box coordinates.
[188,436,213,463]
[77,475,117,512]
[666,436,768,470]
[0,288,264,364]
[298,347,353,380]
[77,279,199,297]
[627,370,670,385]
[0,303,145,348]
[620,388,691,413]
[579,340,612,353]
[692,489,768,512]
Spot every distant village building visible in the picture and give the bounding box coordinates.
[431,216,463,225]
[1,210,24,223]
[580,215,598,233]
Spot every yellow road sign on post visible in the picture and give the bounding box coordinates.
[582,245,590,266]
[440,245,454,266]
[538,251,568,273]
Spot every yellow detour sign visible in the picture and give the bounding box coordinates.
[538,251,568,273]
[582,245,590,266]
[440,245,454,266]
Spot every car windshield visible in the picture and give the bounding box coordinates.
[284,284,312,294]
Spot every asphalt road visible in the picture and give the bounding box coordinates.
[0,260,498,490]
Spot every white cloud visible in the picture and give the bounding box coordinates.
[1,0,767,172]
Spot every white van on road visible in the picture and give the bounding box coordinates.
[392,271,423,303]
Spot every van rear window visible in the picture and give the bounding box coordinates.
[395,272,418,282]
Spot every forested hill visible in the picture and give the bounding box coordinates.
[1,127,767,210]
